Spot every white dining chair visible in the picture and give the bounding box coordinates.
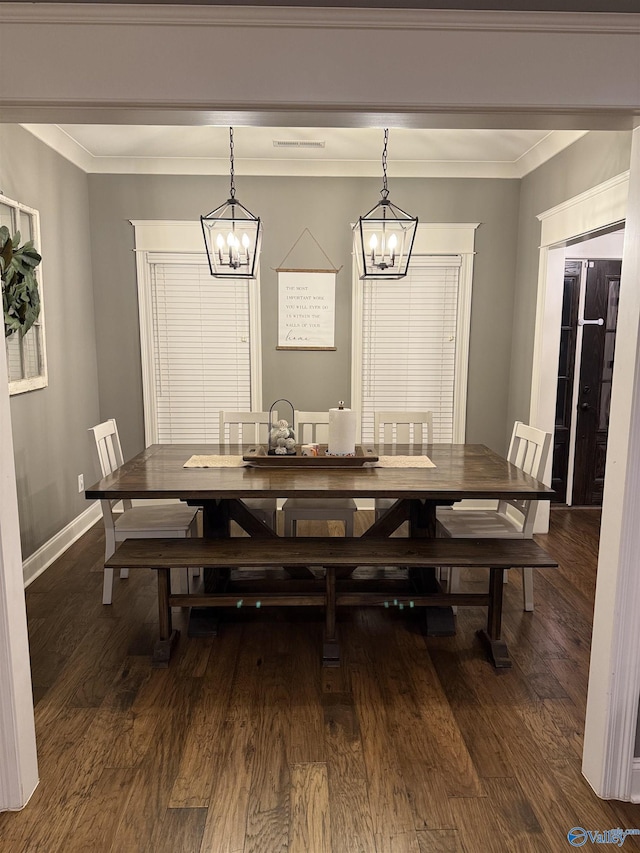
[436,420,552,611]
[372,411,434,521]
[89,418,200,605]
[219,410,278,530]
[281,411,357,536]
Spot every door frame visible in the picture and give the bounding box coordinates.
[530,171,629,527]
[0,333,39,810]
[530,151,640,800]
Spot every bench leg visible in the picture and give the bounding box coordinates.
[477,566,512,669]
[153,567,179,667]
[323,566,340,667]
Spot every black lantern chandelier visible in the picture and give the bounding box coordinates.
[201,127,262,278]
[354,129,418,280]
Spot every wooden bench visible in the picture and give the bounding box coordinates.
[105,536,558,669]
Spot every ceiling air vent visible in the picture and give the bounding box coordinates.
[273,139,326,149]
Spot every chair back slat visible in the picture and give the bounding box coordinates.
[373,411,433,446]
[88,419,132,517]
[499,420,552,535]
[219,411,277,445]
[295,411,330,444]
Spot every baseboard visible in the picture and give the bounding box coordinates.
[22,502,102,588]
[631,759,640,803]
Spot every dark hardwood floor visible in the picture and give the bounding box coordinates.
[2,508,640,852]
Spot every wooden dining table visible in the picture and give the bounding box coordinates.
[86,441,555,642]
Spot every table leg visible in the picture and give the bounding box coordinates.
[323,566,340,667]
[409,500,456,637]
[188,499,231,637]
[477,566,512,668]
[153,567,179,667]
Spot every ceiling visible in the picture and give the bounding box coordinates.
[23,125,588,179]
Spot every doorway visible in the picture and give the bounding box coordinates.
[553,256,622,506]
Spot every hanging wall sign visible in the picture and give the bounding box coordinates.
[277,270,336,350]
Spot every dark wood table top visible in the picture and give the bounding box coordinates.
[86,443,554,503]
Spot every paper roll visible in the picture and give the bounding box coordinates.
[328,406,357,456]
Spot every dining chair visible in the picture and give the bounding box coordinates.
[89,418,200,605]
[281,411,357,536]
[436,420,552,611]
[219,410,278,530]
[372,411,434,521]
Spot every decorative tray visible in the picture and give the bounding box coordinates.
[243,444,378,467]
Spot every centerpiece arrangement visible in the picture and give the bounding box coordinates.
[267,398,296,455]
[244,399,378,466]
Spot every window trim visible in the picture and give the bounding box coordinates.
[1,193,48,395]
[131,220,263,446]
[350,223,478,443]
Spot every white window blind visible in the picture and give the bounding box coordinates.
[360,257,461,443]
[150,261,251,442]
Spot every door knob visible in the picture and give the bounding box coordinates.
[580,402,590,411]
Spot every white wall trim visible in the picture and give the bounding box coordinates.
[20,125,587,180]
[630,759,640,804]
[579,129,640,801]
[2,5,638,34]
[22,502,102,589]
[0,308,38,812]
[537,171,629,248]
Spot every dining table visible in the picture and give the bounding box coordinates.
[86,441,555,644]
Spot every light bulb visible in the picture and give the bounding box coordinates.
[369,234,378,251]
[242,233,251,249]
[388,234,398,250]
[216,234,225,249]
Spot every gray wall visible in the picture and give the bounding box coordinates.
[4,125,632,561]
[1,125,101,557]
[89,173,520,457]
[507,131,632,444]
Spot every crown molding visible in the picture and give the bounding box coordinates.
[1,3,639,33]
[21,125,587,179]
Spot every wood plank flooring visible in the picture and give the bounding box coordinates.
[2,508,640,852]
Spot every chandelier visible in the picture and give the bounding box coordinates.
[354,129,418,279]
[201,127,262,278]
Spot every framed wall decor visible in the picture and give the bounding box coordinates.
[277,270,336,350]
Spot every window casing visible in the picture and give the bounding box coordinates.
[1,193,48,395]
[351,224,478,444]
[133,221,262,446]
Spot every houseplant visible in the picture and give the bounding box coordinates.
[1,225,42,338]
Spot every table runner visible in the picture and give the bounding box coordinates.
[184,455,247,468]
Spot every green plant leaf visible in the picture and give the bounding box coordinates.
[2,229,42,337]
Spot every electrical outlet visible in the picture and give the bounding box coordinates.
[77,474,84,493]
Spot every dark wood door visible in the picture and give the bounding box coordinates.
[572,259,621,506]
[551,262,581,503]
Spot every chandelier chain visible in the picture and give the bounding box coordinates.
[229,127,236,200]
[380,128,389,199]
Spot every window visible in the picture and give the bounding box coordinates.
[351,224,478,444]
[1,193,48,395]
[133,221,262,445]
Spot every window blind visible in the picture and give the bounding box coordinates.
[360,257,461,443]
[150,262,251,442]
